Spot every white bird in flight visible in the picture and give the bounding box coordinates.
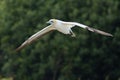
[16,19,113,51]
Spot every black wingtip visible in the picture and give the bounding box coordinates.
[86,27,113,37]
[15,41,29,52]
[15,45,23,52]
[15,47,21,52]
[109,34,113,37]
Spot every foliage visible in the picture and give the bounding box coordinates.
[0,0,120,80]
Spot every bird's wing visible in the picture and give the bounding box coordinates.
[16,25,55,51]
[63,22,87,28]
[66,22,113,37]
[85,27,113,37]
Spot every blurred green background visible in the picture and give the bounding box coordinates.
[0,0,120,80]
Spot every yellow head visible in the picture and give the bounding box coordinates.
[46,19,57,24]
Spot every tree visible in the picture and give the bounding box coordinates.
[0,0,120,80]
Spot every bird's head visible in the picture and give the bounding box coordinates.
[46,19,57,24]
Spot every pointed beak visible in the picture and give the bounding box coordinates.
[46,21,50,24]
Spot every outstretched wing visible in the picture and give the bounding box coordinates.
[16,25,55,51]
[86,27,113,37]
[66,22,113,37]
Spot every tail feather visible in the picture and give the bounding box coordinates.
[86,27,113,37]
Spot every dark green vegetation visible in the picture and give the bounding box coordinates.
[0,0,120,80]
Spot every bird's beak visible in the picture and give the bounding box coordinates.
[46,21,50,24]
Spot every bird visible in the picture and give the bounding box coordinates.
[16,19,113,51]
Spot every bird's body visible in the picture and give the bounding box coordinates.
[16,19,113,51]
[52,20,72,34]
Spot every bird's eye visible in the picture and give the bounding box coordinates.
[51,21,54,23]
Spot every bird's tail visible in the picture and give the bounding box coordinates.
[86,27,113,37]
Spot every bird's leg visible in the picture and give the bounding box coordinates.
[70,30,76,37]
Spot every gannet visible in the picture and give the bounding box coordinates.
[16,19,113,51]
